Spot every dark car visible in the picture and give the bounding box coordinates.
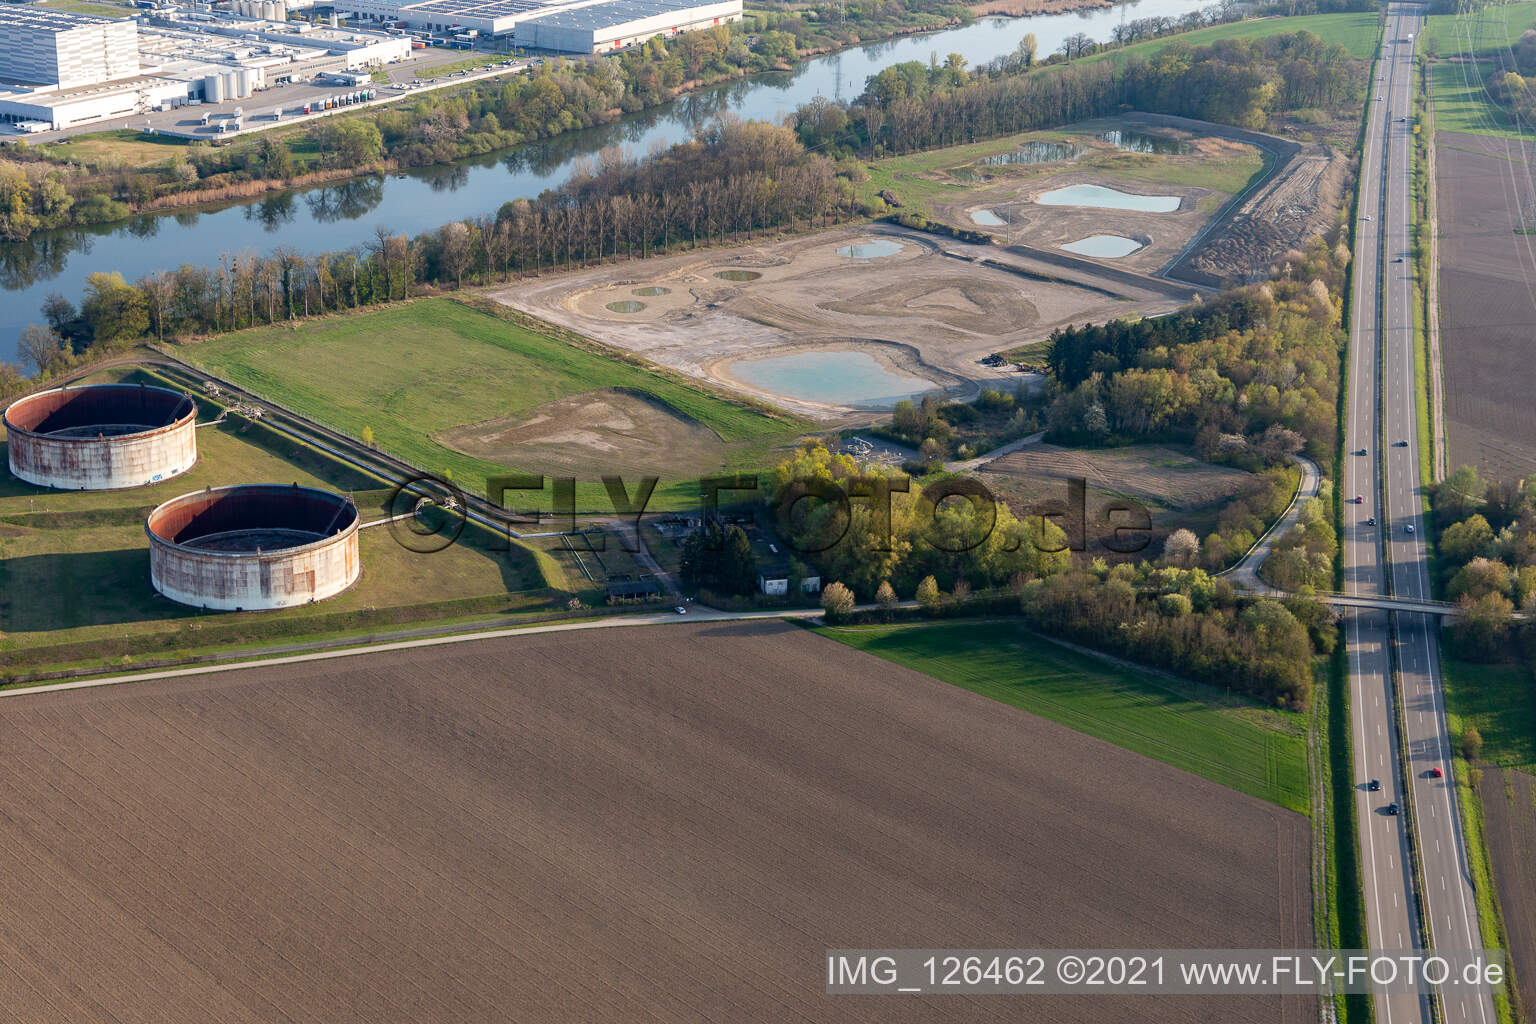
[1368,779,1382,791]
[1355,448,1368,456]
[1394,440,1409,447]
[1385,802,1399,816]
[1394,257,1405,263]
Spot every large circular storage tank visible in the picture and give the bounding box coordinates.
[4,383,198,490]
[147,484,360,610]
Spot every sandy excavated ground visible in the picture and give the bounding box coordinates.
[434,387,728,479]
[920,119,1346,287]
[1187,145,1348,284]
[0,619,1313,1024]
[493,224,1181,420]
[926,140,1240,275]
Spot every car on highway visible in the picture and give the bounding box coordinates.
[1394,439,1409,446]
[1363,214,1373,221]
[675,605,687,615]
[1406,524,1415,535]
[1369,778,1382,791]
[1355,447,1368,456]
[1366,516,1377,526]
[1385,802,1399,816]
[1352,495,1364,504]
[1429,766,1443,778]
[1394,257,1405,263]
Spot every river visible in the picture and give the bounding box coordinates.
[0,0,1213,364]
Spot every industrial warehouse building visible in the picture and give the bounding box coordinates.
[331,0,741,52]
[0,6,139,88]
[513,0,739,54]
[0,6,408,130]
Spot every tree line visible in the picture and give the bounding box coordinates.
[792,29,1367,156]
[11,121,849,374]
[0,0,981,244]
[1042,237,1348,472]
[1429,465,1536,662]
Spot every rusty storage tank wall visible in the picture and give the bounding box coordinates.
[146,484,361,611]
[4,384,198,490]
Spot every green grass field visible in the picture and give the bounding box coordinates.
[0,366,555,666]
[817,620,1311,813]
[1424,4,1536,139]
[36,0,135,17]
[1424,1,1536,56]
[1086,12,1384,66]
[183,298,807,510]
[861,122,1267,215]
[1442,656,1536,771]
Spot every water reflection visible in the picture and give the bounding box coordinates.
[306,177,386,222]
[246,192,297,231]
[0,0,1216,360]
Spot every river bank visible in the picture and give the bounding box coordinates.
[0,0,1220,363]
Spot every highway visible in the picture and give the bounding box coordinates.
[1346,7,1495,1024]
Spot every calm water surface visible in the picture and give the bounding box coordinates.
[0,0,1214,363]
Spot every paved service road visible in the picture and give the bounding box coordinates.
[1347,8,1495,1024]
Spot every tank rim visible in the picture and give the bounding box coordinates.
[3,383,197,444]
[145,483,360,561]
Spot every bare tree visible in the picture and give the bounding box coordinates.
[17,324,66,376]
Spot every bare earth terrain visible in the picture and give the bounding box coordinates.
[434,386,728,478]
[494,224,1182,419]
[0,620,1310,1023]
[1480,767,1536,1022]
[1435,131,1536,479]
[979,442,1256,550]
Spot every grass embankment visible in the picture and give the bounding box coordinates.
[0,366,554,670]
[1084,12,1384,67]
[860,120,1267,217]
[182,298,807,510]
[1421,2,1536,138]
[1441,657,1533,1024]
[816,619,1310,813]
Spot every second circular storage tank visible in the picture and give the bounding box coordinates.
[146,484,360,611]
[4,383,198,490]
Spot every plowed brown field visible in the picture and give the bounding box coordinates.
[0,620,1311,1023]
[1480,767,1536,1021]
[1435,131,1536,479]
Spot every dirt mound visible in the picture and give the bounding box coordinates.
[1188,148,1347,285]
[435,388,727,479]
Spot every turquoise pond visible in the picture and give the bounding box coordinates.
[1036,184,1181,212]
[836,240,905,259]
[730,350,933,408]
[1059,234,1143,258]
[971,209,1007,226]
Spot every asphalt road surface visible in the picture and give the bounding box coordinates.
[1346,8,1495,1024]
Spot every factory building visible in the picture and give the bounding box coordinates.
[0,8,408,129]
[331,0,741,52]
[0,7,139,89]
[513,0,739,54]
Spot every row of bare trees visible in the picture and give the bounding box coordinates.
[26,124,851,353]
